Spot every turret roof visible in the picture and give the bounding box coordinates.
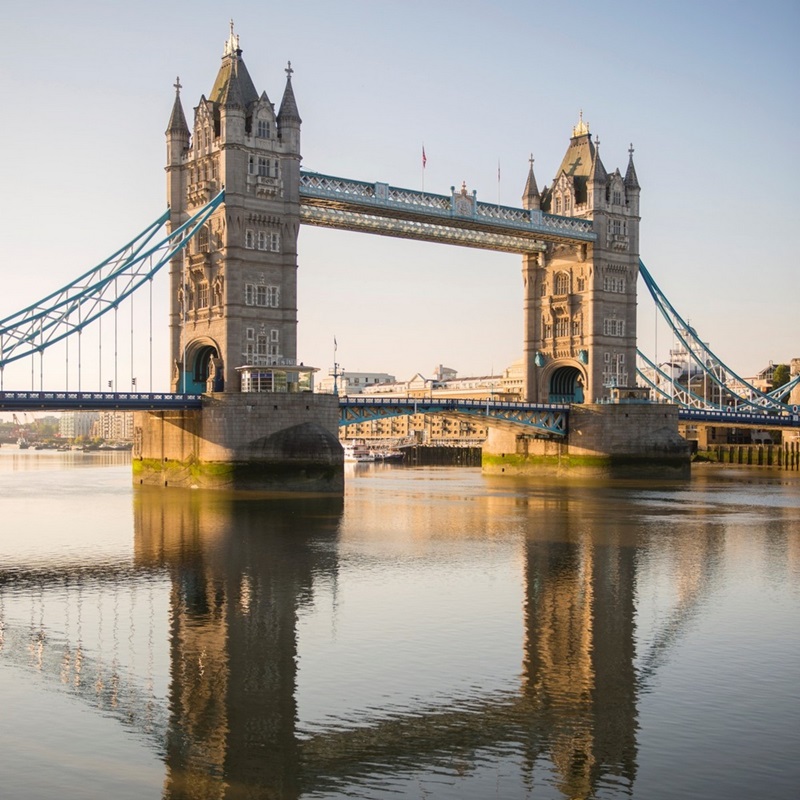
[277,62,301,124]
[625,144,640,189]
[209,24,259,110]
[166,77,189,136]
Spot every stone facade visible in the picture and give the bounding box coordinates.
[166,27,302,394]
[483,403,690,477]
[521,115,640,405]
[133,393,342,492]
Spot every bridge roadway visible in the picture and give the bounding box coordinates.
[1,391,798,433]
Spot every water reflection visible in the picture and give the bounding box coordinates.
[133,488,343,799]
[1,459,798,799]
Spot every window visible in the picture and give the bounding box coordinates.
[539,281,547,297]
[564,196,571,214]
[271,160,279,178]
[572,318,582,336]
[554,272,570,295]
[248,156,254,175]
[245,229,255,249]
[555,318,569,338]
[612,190,622,205]
[603,318,625,337]
[257,119,270,138]
[257,231,268,251]
[554,196,561,214]
[258,157,268,177]
[270,329,279,342]
[246,327,254,341]
[603,275,626,293]
[197,281,209,309]
[197,226,209,253]
[244,284,280,308]
[270,232,280,252]
[577,277,586,292]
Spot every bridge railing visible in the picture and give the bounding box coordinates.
[299,171,596,242]
[0,390,202,410]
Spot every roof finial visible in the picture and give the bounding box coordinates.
[629,142,635,157]
[572,109,590,137]
[285,60,294,79]
[224,20,239,56]
[594,135,600,148]
[529,153,535,169]
[173,76,182,95]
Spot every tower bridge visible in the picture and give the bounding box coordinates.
[1,24,798,487]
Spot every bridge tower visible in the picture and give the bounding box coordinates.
[166,24,301,394]
[521,114,640,404]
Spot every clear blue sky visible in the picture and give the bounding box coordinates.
[1,0,797,391]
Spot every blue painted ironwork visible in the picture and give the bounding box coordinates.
[678,407,800,429]
[299,171,595,252]
[0,390,202,411]
[0,192,224,369]
[339,396,569,436]
[638,259,792,413]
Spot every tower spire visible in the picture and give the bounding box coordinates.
[522,154,541,210]
[277,61,301,124]
[624,143,640,189]
[165,75,189,136]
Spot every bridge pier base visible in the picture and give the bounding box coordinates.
[482,403,691,478]
[133,393,344,493]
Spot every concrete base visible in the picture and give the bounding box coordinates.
[133,393,343,493]
[483,403,691,478]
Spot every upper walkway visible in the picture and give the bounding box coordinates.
[298,170,596,253]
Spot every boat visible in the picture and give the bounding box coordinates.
[343,443,377,463]
[373,449,405,462]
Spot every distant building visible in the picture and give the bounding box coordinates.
[60,411,99,439]
[315,370,395,395]
[92,411,134,442]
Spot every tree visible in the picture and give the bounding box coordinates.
[772,363,790,389]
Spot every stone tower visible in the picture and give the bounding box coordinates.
[165,25,302,393]
[521,114,640,404]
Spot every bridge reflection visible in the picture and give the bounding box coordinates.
[0,483,729,798]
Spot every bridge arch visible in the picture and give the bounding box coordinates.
[183,337,223,394]
[543,362,585,404]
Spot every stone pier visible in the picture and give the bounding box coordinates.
[133,393,343,493]
[483,403,690,478]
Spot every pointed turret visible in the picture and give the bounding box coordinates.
[624,143,640,190]
[166,77,190,137]
[588,136,607,183]
[522,155,541,211]
[209,22,259,109]
[277,61,302,126]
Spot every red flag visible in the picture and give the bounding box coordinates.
[422,145,427,169]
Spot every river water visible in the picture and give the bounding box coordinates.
[0,447,798,800]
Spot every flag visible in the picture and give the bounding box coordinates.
[498,160,501,182]
[422,145,427,169]
[334,335,337,352]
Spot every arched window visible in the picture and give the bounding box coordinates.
[554,272,570,295]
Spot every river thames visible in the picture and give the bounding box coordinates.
[0,448,798,799]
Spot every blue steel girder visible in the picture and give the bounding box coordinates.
[299,171,596,253]
[339,397,569,436]
[0,192,224,369]
[0,390,202,411]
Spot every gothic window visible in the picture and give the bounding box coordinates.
[554,272,570,295]
[270,329,279,342]
[258,157,268,177]
[245,229,255,249]
[245,284,255,305]
[246,327,254,341]
[270,232,280,252]
[613,219,622,235]
[603,275,626,293]
[555,318,569,338]
[554,196,562,214]
[244,284,280,308]
[603,318,625,336]
[271,159,279,178]
[257,286,268,306]
[577,277,586,292]
[257,231,268,250]
[268,286,280,307]
[256,334,268,357]
[539,281,547,297]
[248,156,254,175]
[197,282,209,309]
[257,120,270,138]
[572,318,582,336]
[197,226,209,253]
[612,190,622,205]
[564,196,571,214]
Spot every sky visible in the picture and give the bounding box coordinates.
[0,0,798,392]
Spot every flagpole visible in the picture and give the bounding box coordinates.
[422,143,426,192]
